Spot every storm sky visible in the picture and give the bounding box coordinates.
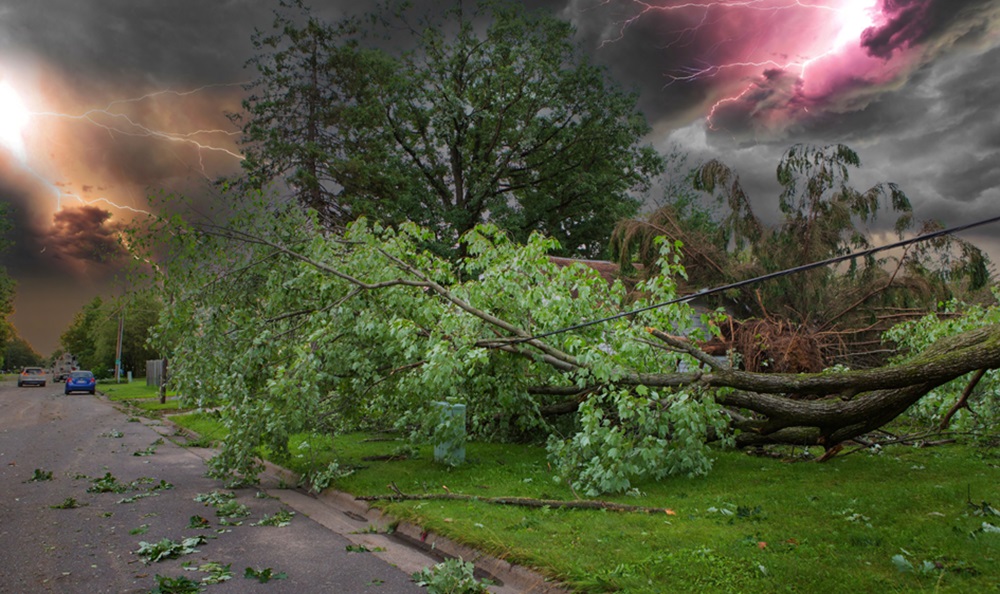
[1,0,998,355]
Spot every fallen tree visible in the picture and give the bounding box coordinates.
[137,203,1000,495]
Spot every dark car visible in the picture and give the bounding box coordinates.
[18,367,46,388]
[64,370,96,395]
[54,372,70,382]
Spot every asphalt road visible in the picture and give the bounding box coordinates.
[0,378,428,594]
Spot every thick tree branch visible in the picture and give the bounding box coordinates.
[939,368,986,430]
[357,483,677,514]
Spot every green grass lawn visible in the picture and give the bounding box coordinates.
[100,380,185,415]
[344,441,999,593]
[169,411,228,446]
[164,411,1000,594]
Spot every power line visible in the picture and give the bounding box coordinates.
[505,213,1000,345]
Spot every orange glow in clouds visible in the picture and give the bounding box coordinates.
[0,70,246,228]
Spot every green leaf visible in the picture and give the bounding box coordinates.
[891,554,913,573]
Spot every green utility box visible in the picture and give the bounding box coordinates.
[432,401,466,466]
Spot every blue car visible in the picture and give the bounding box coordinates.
[65,370,97,395]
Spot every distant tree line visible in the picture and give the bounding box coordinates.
[59,293,162,378]
[4,333,42,370]
[0,202,35,371]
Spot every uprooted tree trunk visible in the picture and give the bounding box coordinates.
[199,223,1000,452]
[536,325,1000,449]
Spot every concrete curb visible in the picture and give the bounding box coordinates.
[153,415,571,594]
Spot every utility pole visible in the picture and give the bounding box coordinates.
[115,310,124,383]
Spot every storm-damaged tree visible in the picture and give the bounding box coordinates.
[233,0,662,257]
[134,189,1000,495]
[610,144,993,367]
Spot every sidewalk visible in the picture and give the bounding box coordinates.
[157,416,571,593]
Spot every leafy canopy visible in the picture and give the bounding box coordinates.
[0,202,16,358]
[59,293,162,376]
[884,292,1000,433]
[236,0,662,257]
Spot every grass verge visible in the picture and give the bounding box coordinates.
[165,413,1000,594]
[100,381,184,415]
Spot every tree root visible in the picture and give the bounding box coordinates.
[356,482,677,514]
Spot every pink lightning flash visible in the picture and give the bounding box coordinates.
[601,0,906,134]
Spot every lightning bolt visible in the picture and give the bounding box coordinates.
[7,82,247,216]
[33,82,246,170]
[596,0,881,128]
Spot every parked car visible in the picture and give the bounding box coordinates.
[54,372,70,382]
[18,367,46,388]
[64,370,96,395]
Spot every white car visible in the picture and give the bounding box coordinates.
[18,367,46,387]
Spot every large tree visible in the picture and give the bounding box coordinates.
[92,293,163,377]
[235,0,663,257]
[60,296,105,372]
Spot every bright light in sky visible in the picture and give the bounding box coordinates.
[832,0,879,51]
[0,81,30,161]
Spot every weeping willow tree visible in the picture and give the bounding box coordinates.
[610,144,993,367]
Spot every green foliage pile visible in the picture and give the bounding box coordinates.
[412,558,492,594]
[137,187,728,494]
[135,536,206,564]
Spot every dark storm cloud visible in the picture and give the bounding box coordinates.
[862,0,997,58]
[558,0,1000,145]
[560,0,726,125]
[0,183,41,276]
[862,0,942,58]
[821,43,1000,212]
[0,0,266,87]
[46,205,126,266]
[934,155,1000,202]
